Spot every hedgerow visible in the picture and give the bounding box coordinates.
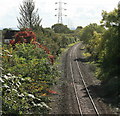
[1,29,58,114]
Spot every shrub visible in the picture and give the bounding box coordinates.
[2,43,58,114]
[1,73,51,114]
[10,29,36,45]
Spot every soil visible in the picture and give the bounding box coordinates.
[49,42,119,115]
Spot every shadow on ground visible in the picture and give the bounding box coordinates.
[74,58,89,62]
[81,79,120,111]
[79,84,120,115]
[74,57,120,112]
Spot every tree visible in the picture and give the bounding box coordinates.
[3,28,12,31]
[100,8,118,28]
[51,23,71,33]
[76,26,83,30]
[17,0,42,29]
[99,8,120,80]
[80,23,104,44]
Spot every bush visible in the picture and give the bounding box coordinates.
[2,43,58,114]
[10,28,36,45]
[1,73,51,114]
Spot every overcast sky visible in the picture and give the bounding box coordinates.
[0,0,119,29]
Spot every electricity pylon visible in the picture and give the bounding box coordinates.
[55,0,67,24]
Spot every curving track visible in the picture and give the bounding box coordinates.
[50,42,113,115]
[69,43,100,115]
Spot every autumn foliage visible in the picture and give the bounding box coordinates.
[10,28,36,44]
[10,28,54,64]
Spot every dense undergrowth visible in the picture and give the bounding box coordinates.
[1,25,76,114]
[1,43,57,114]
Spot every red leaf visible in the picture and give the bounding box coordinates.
[9,40,15,45]
[48,90,58,94]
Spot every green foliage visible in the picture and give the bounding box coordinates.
[2,43,58,114]
[51,23,72,34]
[3,28,12,31]
[77,23,105,62]
[76,26,83,30]
[17,0,42,29]
[86,31,103,61]
[34,28,61,56]
[98,26,119,80]
[97,8,119,81]
[35,26,76,56]
[78,7,120,97]
[1,73,51,115]
[100,8,118,27]
[80,23,104,44]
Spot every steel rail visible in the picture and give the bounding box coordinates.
[73,44,100,116]
[69,50,83,115]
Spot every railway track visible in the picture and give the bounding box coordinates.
[69,43,100,115]
[50,42,114,115]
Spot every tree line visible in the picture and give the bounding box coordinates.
[75,5,119,102]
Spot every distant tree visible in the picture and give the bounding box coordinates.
[3,28,12,31]
[76,26,83,30]
[51,23,71,33]
[17,0,42,29]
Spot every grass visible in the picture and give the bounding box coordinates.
[60,41,80,53]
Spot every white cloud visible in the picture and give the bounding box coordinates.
[0,0,119,29]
